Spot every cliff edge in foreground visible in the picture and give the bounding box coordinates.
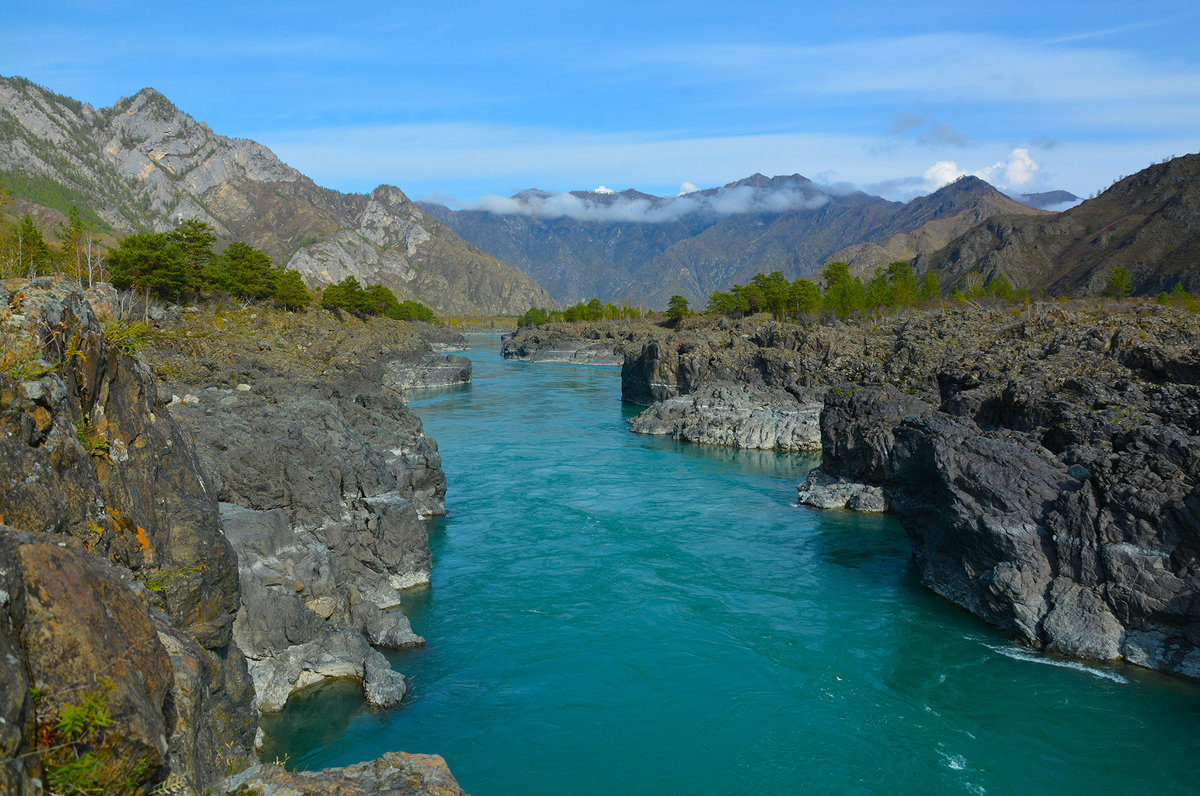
[0,277,468,793]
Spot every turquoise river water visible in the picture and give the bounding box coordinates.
[263,336,1200,794]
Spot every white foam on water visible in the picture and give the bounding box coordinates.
[984,643,1129,683]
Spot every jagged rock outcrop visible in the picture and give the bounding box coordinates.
[385,353,473,390]
[501,321,655,366]
[1,277,468,791]
[143,304,457,713]
[219,751,467,795]
[628,381,821,450]
[804,308,1200,677]
[0,276,256,791]
[0,75,554,315]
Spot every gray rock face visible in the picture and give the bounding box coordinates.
[527,306,1200,679]
[222,503,421,712]
[629,381,822,451]
[219,751,467,796]
[385,353,473,390]
[160,323,445,711]
[796,469,887,512]
[0,278,256,791]
[501,324,638,366]
[803,313,1200,679]
[419,325,471,352]
[509,338,623,365]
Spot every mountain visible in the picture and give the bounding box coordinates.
[0,76,553,315]
[830,176,1051,277]
[422,174,1045,308]
[913,153,1200,295]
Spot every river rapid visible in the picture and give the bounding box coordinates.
[263,336,1200,795]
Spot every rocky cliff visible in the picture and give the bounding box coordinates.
[141,301,473,717]
[0,276,255,791]
[0,277,470,791]
[0,75,553,315]
[506,305,1200,679]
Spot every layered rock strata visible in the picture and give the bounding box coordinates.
[627,381,821,451]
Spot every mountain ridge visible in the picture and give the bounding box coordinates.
[423,174,1046,306]
[0,76,554,315]
[913,153,1200,295]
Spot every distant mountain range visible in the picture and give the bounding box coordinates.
[0,76,553,315]
[4,76,1192,312]
[421,174,1050,307]
[915,153,1200,295]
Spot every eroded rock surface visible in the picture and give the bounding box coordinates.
[628,381,822,451]
[143,306,454,712]
[219,751,467,796]
[0,277,256,792]
[501,322,649,366]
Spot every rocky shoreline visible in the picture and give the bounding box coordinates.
[0,277,469,793]
[503,305,1200,679]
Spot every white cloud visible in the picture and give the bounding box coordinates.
[679,181,699,195]
[592,185,615,194]
[262,120,1195,205]
[1003,148,1039,186]
[457,182,829,223]
[922,148,1041,190]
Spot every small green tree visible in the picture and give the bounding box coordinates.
[885,262,919,307]
[108,232,187,316]
[986,273,1015,301]
[665,295,690,325]
[864,270,894,311]
[169,219,216,294]
[272,269,312,310]
[918,271,941,302]
[8,213,53,278]
[822,261,865,318]
[320,276,370,314]
[211,241,276,299]
[1102,265,1132,298]
[55,205,92,286]
[519,307,551,327]
[790,279,823,316]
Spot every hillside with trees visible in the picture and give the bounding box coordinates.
[0,76,553,315]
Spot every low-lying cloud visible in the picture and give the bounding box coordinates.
[462,182,830,223]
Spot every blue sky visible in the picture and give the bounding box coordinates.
[4,1,1198,205]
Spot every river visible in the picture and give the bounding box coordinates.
[263,335,1200,794]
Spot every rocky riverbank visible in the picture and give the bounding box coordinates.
[0,277,468,793]
[505,304,1200,679]
[500,322,644,366]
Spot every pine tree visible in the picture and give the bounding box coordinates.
[272,269,312,310]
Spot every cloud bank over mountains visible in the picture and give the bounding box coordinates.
[459,181,831,223]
